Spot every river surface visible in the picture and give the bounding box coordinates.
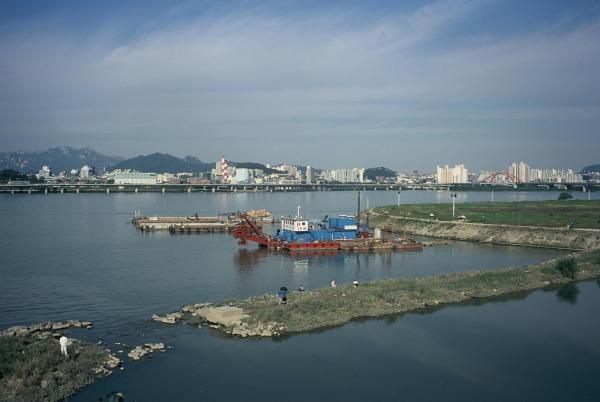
[1,190,599,401]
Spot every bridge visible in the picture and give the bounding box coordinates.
[0,182,595,194]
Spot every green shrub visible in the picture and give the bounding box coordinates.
[558,192,573,200]
[556,258,578,279]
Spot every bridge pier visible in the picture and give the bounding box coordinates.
[76,187,79,194]
[188,187,191,193]
[106,187,110,194]
[135,187,138,194]
[28,188,31,194]
[44,188,48,194]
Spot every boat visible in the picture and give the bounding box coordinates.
[232,205,422,253]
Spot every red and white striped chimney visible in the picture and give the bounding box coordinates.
[221,157,228,183]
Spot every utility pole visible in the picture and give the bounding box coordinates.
[357,191,361,228]
[451,193,457,219]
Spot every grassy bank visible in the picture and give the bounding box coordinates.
[0,335,117,402]
[217,249,600,335]
[372,200,600,229]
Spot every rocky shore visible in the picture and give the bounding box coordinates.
[0,320,121,402]
[153,249,600,339]
[0,319,93,337]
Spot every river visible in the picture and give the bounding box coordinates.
[1,190,598,401]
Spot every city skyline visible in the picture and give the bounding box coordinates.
[1,1,600,170]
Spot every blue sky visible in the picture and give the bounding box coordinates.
[1,0,599,171]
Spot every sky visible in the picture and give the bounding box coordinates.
[0,0,599,171]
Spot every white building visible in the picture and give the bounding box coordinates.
[38,165,51,178]
[509,162,530,182]
[436,164,468,184]
[530,168,583,183]
[320,168,365,183]
[306,166,314,184]
[234,168,252,184]
[113,171,158,185]
[80,165,90,179]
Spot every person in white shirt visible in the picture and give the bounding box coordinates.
[59,335,68,357]
[353,280,359,287]
[330,280,336,288]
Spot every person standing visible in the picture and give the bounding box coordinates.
[331,280,336,288]
[59,335,69,357]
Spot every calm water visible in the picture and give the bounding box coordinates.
[1,190,599,401]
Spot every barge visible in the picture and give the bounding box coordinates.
[132,211,241,232]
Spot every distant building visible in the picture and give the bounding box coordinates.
[234,168,252,184]
[113,171,158,185]
[320,168,365,183]
[38,165,51,179]
[306,166,314,184]
[436,164,468,184]
[509,162,530,182]
[80,165,90,179]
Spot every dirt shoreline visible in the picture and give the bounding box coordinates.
[368,211,600,250]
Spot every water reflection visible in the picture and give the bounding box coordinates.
[233,247,344,270]
[557,283,580,305]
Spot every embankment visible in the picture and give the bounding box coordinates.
[369,212,600,250]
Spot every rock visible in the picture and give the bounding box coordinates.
[128,343,167,360]
[195,306,249,327]
[81,321,93,328]
[41,380,49,389]
[52,322,70,330]
[543,281,551,286]
[144,342,165,351]
[167,312,182,320]
[128,347,149,361]
[267,324,273,331]
[261,330,273,337]
[104,354,121,370]
[152,314,176,324]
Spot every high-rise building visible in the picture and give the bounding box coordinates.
[319,168,365,183]
[509,162,530,182]
[436,164,468,184]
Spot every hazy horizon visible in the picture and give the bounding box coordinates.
[1,0,599,171]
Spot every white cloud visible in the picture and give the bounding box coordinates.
[0,0,599,169]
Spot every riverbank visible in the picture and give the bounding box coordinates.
[372,200,600,228]
[368,203,600,250]
[167,249,600,337]
[0,332,120,401]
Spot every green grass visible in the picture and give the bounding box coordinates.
[0,336,111,402]
[373,200,600,229]
[226,249,600,334]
